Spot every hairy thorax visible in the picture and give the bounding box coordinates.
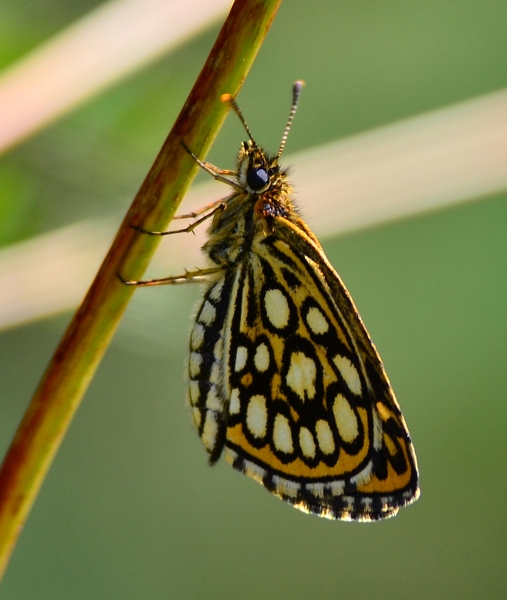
[203,143,296,268]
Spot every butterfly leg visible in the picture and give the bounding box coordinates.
[173,200,227,220]
[131,201,226,237]
[181,141,242,189]
[118,266,223,287]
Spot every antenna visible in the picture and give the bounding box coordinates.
[221,93,256,143]
[221,80,305,157]
[277,80,305,157]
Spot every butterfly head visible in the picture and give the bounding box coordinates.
[235,141,280,195]
[222,81,305,197]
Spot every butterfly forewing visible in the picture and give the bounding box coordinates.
[188,270,234,463]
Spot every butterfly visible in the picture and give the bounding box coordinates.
[122,81,419,521]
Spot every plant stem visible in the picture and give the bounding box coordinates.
[0,0,282,579]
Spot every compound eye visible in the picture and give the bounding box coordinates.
[246,166,269,191]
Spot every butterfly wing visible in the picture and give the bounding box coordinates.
[220,219,419,521]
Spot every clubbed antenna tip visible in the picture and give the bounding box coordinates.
[277,80,305,157]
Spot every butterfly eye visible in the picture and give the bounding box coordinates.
[246,166,269,191]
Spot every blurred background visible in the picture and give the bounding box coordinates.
[0,0,506,598]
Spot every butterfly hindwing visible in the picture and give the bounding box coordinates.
[219,223,419,520]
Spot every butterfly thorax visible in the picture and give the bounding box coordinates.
[203,141,297,268]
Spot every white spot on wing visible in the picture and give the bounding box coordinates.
[361,498,373,510]
[201,413,219,452]
[264,288,290,328]
[209,362,220,383]
[190,324,205,350]
[235,346,248,372]
[299,427,316,458]
[273,414,293,453]
[191,407,202,429]
[213,337,223,359]
[333,394,359,443]
[206,387,221,411]
[189,352,202,378]
[246,395,267,438]
[254,343,270,372]
[306,306,329,334]
[188,380,200,405]
[286,352,317,400]
[198,300,216,326]
[333,355,362,396]
[208,278,224,301]
[242,458,266,484]
[330,480,345,496]
[315,419,335,454]
[229,388,240,414]
[350,460,373,486]
[273,475,300,498]
[307,482,324,498]
[224,446,237,465]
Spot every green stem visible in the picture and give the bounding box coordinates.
[0,0,282,579]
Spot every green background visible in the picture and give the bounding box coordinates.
[1,0,506,598]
